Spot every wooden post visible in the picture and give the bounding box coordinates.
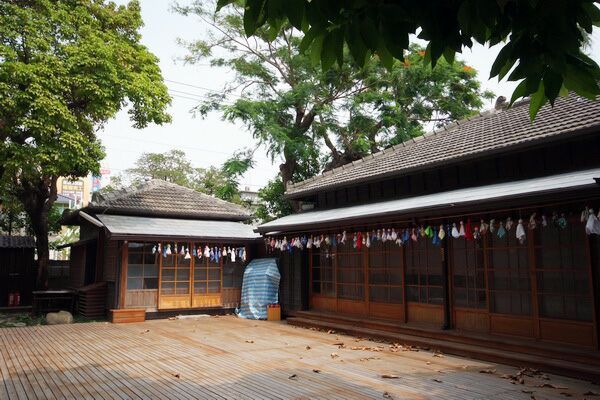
[157,241,163,310]
[364,233,369,316]
[441,227,452,330]
[402,243,408,324]
[586,235,599,349]
[528,226,541,340]
[119,241,128,309]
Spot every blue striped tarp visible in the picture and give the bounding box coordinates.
[238,258,280,320]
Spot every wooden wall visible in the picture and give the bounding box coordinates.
[0,247,35,306]
[102,239,119,282]
[69,244,86,289]
[301,210,599,349]
[307,135,600,210]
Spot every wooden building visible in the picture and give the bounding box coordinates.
[61,180,260,318]
[0,236,35,308]
[257,94,600,358]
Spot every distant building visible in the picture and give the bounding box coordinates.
[240,187,259,205]
[56,177,91,208]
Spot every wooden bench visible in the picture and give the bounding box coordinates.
[109,308,146,323]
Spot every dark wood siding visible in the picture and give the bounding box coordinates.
[307,135,600,210]
[102,240,119,282]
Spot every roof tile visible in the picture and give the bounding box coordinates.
[89,180,250,221]
[286,94,600,197]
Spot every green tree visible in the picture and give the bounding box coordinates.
[126,149,195,187]
[215,149,255,203]
[176,2,493,193]
[217,0,600,119]
[108,148,253,204]
[0,0,171,288]
[254,177,293,222]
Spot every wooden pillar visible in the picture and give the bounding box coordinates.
[587,235,600,349]
[528,226,541,340]
[118,241,128,309]
[441,228,452,330]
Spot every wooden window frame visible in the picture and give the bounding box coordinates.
[126,242,158,291]
[405,239,444,305]
[368,241,403,304]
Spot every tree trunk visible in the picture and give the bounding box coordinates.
[279,158,296,191]
[34,225,50,290]
[17,176,57,290]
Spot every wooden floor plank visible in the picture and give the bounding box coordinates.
[0,316,597,400]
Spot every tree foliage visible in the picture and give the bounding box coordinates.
[126,149,195,187]
[0,0,171,287]
[108,148,254,204]
[216,0,600,119]
[177,1,492,196]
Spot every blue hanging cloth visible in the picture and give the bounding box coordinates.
[432,227,440,246]
[401,229,408,243]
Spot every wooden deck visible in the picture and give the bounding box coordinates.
[0,316,598,399]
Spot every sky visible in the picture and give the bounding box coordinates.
[100,0,600,192]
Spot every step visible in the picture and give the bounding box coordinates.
[292,310,599,365]
[287,316,600,382]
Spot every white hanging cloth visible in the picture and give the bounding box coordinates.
[585,209,600,235]
[516,219,526,244]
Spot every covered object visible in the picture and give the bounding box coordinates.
[238,258,280,320]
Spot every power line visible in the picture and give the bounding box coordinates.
[102,166,266,188]
[100,133,233,155]
[166,79,224,94]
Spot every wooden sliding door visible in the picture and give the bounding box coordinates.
[192,246,222,308]
[405,238,444,324]
[158,242,192,309]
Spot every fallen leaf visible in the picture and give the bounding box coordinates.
[288,374,298,380]
[312,369,321,373]
[330,352,339,359]
[479,369,497,374]
[381,374,399,379]
[538,383,568,389]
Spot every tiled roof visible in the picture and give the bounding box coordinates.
[96,215,261,241]
[88,180,250,221]
[286,93,600,198]
[0,236,36,248]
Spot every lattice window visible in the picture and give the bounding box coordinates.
[223,257,244,289]
[452,238,486,309]
[336,242,364,300]
[193,244,221,294]
[487,232,531,315]
[126,242,158,290]
[311,248,335,297]
[405,238,443,304]
[160,242,191,295]
[535,223,593,321]
[368,241,403,304]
